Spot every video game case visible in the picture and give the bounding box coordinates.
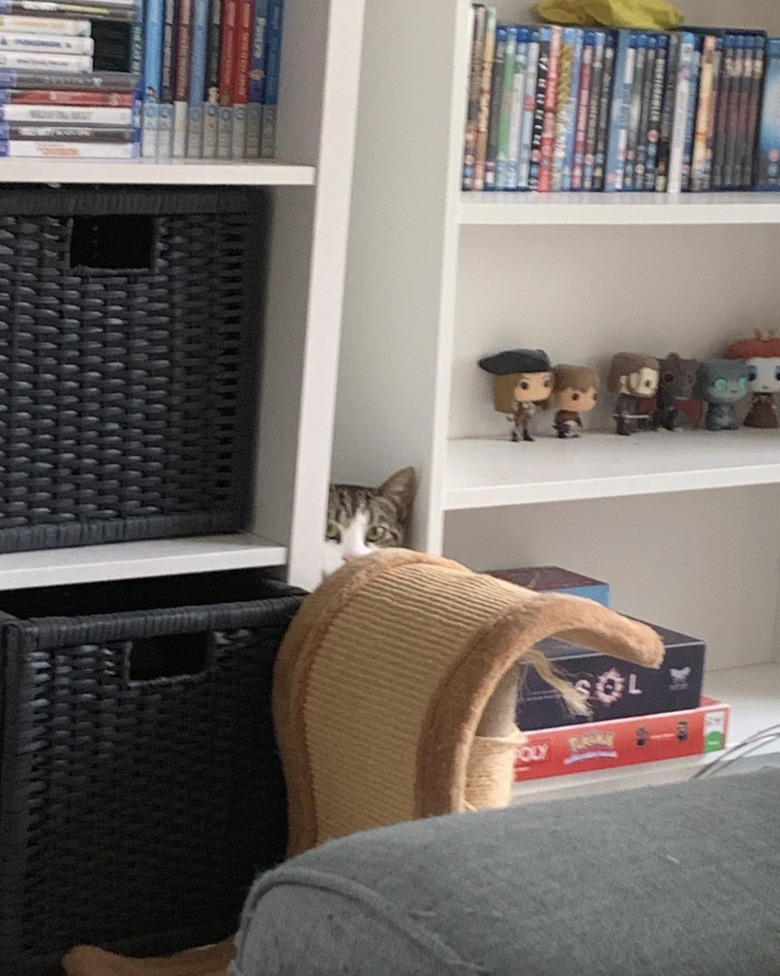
[633,32,656,188]
[202,0,220,157]
[495,25,520,191]
[515,27,539,189]
[472,5,496,190]
[623,31,646,188]
[679,37,702,191]
[0,68,138,89]
[742,36,765,188]
[244,0,266,158]
[0,102,136,122]
[526,25,550,190]
[0,0,138,19]
[216,0,237,158]
[570,29,593,190]
[561,27,583,191]
[551,25,579,191]
[229,0,252,158]
[0,33,93,55]
[755,37,780,190]
[0,121,136,139]
[0,13,90,33]
[643,33,667,189]
[129,7,141,74]
[667,31,695,191]
[722,35,746,187]
[0,87,135,104]
[654,31,679,190]
[690,34,716,190]
[537,23,561,192]
[462,3,486,190]
[711,34,734,189]
[605,30,636,191]
[702,37,722,189]
[186,0,208,157]
[171,0,192,156]
[732,35,756,188]
[581,30,604,190]
[0,50,91,71]
[141,0,163,157]
[591,31,614,190]
[483,22,507,190]
[0,138,139,155]
[157,0,175,159]
[258,0,281,158]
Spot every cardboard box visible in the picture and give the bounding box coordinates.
[513,697,729,783]
[486,566,610,606]
[516,622,706,731]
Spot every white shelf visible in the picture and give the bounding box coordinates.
[0,158,316,186]
[0,535,287,590]
[459,191,780,226]
[511,663,780,807]
[445,430,780,511]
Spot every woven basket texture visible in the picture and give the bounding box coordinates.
[0,187,263,553]
[0,568,304,976]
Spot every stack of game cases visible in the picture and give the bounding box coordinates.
[485,566,730,784]
[462,10,770,193]
[0,0,141,158]
[141,0,284,161]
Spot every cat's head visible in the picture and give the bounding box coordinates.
[324,467,417,575]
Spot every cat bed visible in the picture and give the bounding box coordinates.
[274,548,663,855]
[63,548,665,976]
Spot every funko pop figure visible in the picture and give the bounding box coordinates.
[652,353,699,431]
[607,353,660,436]
[478,349,553,443]
[698,358,750,431]
[725,330,780,429]
[551,364,599,438]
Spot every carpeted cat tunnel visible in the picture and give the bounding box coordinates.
[64,549,664,976]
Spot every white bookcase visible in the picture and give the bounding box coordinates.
[333,0,780,799]
[0,0,365,594]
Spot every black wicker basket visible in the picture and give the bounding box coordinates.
[0,569,304,976]
[0,186,265,553]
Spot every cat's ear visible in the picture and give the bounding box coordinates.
[378,467,417,524]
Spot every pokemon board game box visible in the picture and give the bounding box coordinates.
[516,622,705,731]
[486,566,610,606]
[513,697,729,783]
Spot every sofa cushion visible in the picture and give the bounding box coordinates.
[233,770,780,976]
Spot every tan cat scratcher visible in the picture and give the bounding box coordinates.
[63,549,664,976]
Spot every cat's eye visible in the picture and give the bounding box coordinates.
[326,522,342,542]
[748,366,758,381]
[365,526,386,543]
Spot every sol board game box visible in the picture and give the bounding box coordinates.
[516,622,705,730]
[486,566,610,607]
[513,697,729,783]
[757,38,780,189]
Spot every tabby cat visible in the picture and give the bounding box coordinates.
[324,467,417,575]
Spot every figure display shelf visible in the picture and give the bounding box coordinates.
[476,334,780,440]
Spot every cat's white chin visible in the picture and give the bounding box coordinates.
[322,539,377,577]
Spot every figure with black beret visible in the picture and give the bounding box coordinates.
[478,349,553,442]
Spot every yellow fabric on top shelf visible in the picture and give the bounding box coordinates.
[535,0,683,29]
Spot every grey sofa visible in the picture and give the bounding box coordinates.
[231,770,780,976]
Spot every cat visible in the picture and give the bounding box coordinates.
[324,467,417,575]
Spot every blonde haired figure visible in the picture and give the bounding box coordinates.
[479,349,553,442]
[551,364,599,438]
